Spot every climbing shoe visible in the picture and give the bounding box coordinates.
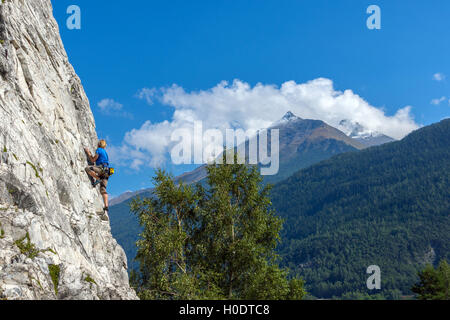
[101,207,110,222]
[92,180,101,188]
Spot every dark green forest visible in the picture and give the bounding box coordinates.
[412,260,450,300]
[271,119,450,299]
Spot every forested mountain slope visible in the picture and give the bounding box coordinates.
[271,119,450,299]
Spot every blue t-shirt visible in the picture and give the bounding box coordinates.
[96,148,109,166]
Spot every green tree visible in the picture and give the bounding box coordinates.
[412,260,450,300]
[130,171,202,299]
[131,160,306,300]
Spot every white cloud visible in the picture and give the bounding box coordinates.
[433,73,446,81]
[115,78,420,169]
[97,98,133,119]
[431,96,447,105]
[136,88,157,105]
[98,98,123,111]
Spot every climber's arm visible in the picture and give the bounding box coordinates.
[84,147,99,164]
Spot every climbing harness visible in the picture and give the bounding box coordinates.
[100,164,114,177]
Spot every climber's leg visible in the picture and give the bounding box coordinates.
[102,193,109,208]
[99,180,110,221]
[100,179,109,208]
[85,166,101,181]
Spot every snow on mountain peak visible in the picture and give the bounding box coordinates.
[338,119,396,147]
[338,119,383,139]
[271,111,302,126]
[282,111,300,121]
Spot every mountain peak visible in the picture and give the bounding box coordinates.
[281,111,300,122]
[338,119,396,147]
[270,111,303,128]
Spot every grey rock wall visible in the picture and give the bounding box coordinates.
[0,0,137,300]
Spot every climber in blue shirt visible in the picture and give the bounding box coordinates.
[95,147,109,166]
[84,140,111,221]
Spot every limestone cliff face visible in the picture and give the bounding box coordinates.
[0,0,137,299]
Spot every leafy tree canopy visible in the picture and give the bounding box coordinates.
[131,158,306,300]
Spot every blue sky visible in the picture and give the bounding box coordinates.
[52,0,450,197]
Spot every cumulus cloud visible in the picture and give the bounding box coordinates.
[97,98,133,119]
[136,88,157,105]
[108,144,150,169]
[98,98,123,111]
[433,73,446,81]
[116,78,419,169]
[431,96,447,105]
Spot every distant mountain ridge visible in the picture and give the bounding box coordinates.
[110,190,148,207]
[175,113,368,186]
[264,112,366,183]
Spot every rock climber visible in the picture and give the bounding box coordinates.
[84,139,111,221]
